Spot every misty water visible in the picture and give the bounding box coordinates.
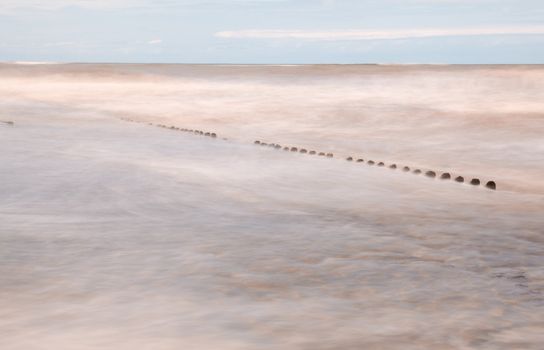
[1,64,543,349]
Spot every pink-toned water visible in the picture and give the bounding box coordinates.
[1,64,543,349]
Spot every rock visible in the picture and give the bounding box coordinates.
[413,169,422,174]
[367,160,375,165]
[470,178,481,186]
[309,151,316,155]
[440,173,451,180]
[291,147,298,152]
[425,171,436,178]
[326,153,334,158]
[261,143,268,146]
[455,176,464,183]
[318,152,325,156]
[378,162,385,167]
[274,145,282,149]
[486,181,497,190]
[403,166,410,172]
[356,159,364,163]
[300,149,308,153]
[389,164,397,169]
[205,132,210,136]
[211,133,217,138]
[346,157,353,161]
[269,143,276,148]
[284,147,290,151]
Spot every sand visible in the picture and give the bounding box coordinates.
[0,64,543,349]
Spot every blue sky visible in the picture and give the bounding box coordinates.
[1,0,543,63]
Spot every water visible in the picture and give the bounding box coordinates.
[1,64,543,349]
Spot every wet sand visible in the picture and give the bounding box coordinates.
[1,64,543,349]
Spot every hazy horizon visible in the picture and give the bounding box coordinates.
[5,62,544,65]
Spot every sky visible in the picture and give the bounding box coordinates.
[1,0,543,63]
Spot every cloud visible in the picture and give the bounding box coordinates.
[0,0,291,12]
[147,39,163,45]
[43,41,76,47]
[0,0,143,11]
[216,26,544,41]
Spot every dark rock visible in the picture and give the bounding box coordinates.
[440,173,451,180]
[274,145,282,149]
[356,159,364,163]
[318,152,325,156]
[346,157,353,161]
[211,133,217,138]
[309,151,316,155]
[425,171,436,178]
[455,176,464,183]
[291,147,298,152]
[300,149,308,153]
[378,162,385,167]
[326,153,334,158]
[413,169,422,174]
[284,147,290,151]
[486,181,497,190]
[389,164,397,169]
[470,178,481,186]
[403,166,410,172]
[205,132,210,136]
[367,160,375,165]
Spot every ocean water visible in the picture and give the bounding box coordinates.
[1,64,543,349]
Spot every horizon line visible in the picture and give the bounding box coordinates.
[3,61,544,66]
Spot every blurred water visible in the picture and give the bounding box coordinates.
[0,64,543,349]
